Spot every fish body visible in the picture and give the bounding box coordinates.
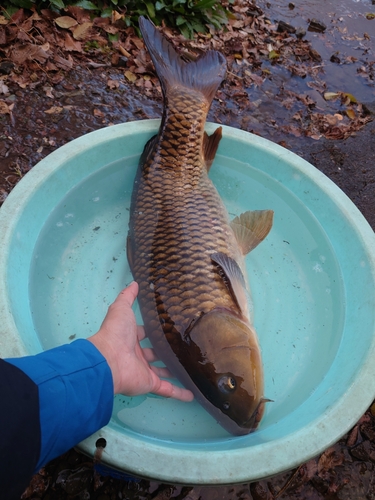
[127,17,273,435]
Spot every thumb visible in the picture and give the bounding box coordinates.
[116,281,139,308]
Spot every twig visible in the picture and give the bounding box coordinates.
[274,465,303,499]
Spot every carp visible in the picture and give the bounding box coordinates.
[127,16,273,435]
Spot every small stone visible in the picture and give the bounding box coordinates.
[296,27,306,38]
[0,61,14,74]
[308,18,327,32]
[288,3,295,9]
[330,53,341,63]
[277,20,296,33]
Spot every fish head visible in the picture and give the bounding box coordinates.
[185,309,266,434]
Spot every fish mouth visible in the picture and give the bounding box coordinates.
[242,398,272,430]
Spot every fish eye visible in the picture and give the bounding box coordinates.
[218,375,237,393]
[223,401,230,411]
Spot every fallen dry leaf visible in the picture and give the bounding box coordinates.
[107,79,119,90]
[124,70,137,82]
[0,82,9,94]
[73,22,92,41]
[10,44,49,65]
[93,108,105,118]
[324,92,340,101]
[55,16,78,29]
[64,33,83,52]
[44,106,63,114]
[0,15,8,25]
[54,54,73,70]
[43,85,53,98]
[318,447,344,476]
[119,45,131,57]
[0,100,11,114]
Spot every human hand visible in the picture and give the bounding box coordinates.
[88,282,194,402]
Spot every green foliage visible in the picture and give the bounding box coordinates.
[1,0,230,38]
[125,0,230,38]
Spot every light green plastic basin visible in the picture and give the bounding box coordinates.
[1,120,375,484]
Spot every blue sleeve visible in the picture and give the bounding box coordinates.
[5,339,114,472]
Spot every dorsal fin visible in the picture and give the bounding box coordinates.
[139,16,227,104]
[230,210,274,255]
[211,252,248,315]
[203,127,222,172]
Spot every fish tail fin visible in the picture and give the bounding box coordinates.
[139,16,227,104]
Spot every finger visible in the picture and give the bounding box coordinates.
[142,347,158,363]
[117,281,139,308]
[150,365,172,379]
[152,379,194,402]
[137,325,146,341]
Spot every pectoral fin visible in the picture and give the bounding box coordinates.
[230,210,274,255]
[211,252,248,315]
[203,127,222,172]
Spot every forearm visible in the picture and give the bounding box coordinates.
[5,339,114,472]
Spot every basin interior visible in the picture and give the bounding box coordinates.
[29,151,344,442]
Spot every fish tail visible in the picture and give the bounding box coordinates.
[139,16,227,104]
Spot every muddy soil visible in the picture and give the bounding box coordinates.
[1,0,375,498]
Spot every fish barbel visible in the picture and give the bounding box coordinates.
[127,17,274,435]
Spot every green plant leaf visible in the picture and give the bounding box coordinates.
[193,0,218,10]
[155,1,165,10]
[7,0,33,7]
[108,33,120,42]
[180,23,192,39]
[74,0,98,9]
[101,8,113,17]
[176,14,186,25]
[144,1,156,18]
[50,0,65,8]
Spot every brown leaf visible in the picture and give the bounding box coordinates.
[93,108,105,118]
[72,22,92,41]
[119,45,131,58]
[66,6,91,24]
[44,106,63,114]
[0,28,6,45]
[55,16,78,30]
[346,108,356,120]
[10,44,49,65]
[124,70,137,82]
[0,15,8,25]
[132,37,144,50]
[0,100,10,114]
[11,8,27,25]
[107,79,119,90]
[318,447,344,476]
[54,54,73,70]
[43,85,53,98]
[64,33,82,52]
[93,17,110,29]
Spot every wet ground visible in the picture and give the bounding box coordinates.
[1,0,375,498]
